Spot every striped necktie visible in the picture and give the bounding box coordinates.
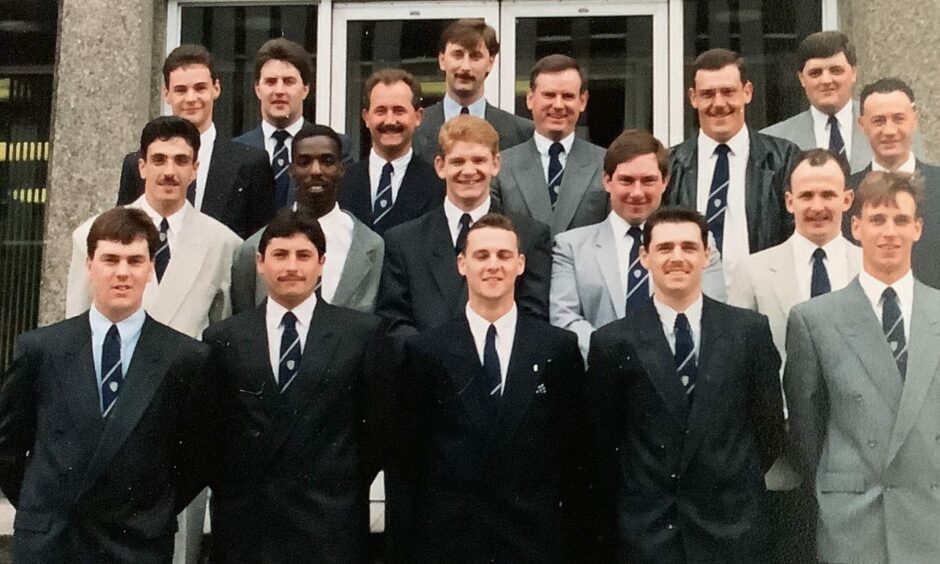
[828,114,847,167]
[373,162,394,226]
[547,142,565,207]
[483,324,502,399]
[101,324,124,416]
[674,313,698,402]
[155,218,170,282]
[272,129,291,208]
[625,226,649,311]
[705,143,730,254]
[278,311,302,393]
[882,287,907,380]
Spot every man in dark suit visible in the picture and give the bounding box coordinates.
[413,19,533,165]
[377,115,551,339]
[0,207,211,563]
[338,68,444,237]
[588,207,785,563]
[844,78,940,289]
[234,38,352,209]
[492,54,608,236]
[394,213,594,563]
[117,45,275,239]
[205,209,387,563]
[666,48,799,293]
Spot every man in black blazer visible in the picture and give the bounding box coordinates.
[588,208,785,563]
[413,19,533,165]
[338,68,444,237]
[234,38,352,209]
[377,115,551,339]
[394,213,594,563]
[0,207,211,563]
[117,45,275,239]
[665,49,799,291]
[204,209,387,563]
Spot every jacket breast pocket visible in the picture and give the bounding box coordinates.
[14,510,51,533]
[817,472,866,494]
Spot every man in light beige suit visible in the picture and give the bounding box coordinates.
[65,116,240,564]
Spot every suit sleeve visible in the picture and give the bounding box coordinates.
[0,335,39,507]
[376,231,419,340]
[550,235,594,362]
[117,152,143,206]
[230,237,259,316]
[517,221,551,321]
[490,174,504,209]
[746,314,785,472]
[209,233,241,325]
[782,306,828,483]
[239,150,276,236]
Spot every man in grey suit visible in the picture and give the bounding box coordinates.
[413,19,533,165]
[552,129,725,360]
[729,148,861,563]
[232,124,383,314]
[785,172,940,563]
[761,31,871,174]
[492,55,607,236]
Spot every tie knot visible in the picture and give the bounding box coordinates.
[627,225,644,240]
[159,218,169,232]
[812,247,827,262]
[272,129,291,143]
[106,324,121,343]
[882,287,898,303]
[714,143,730,157]
[460,106,470,115]
[674,312,690,332]
[549,142,565,158]
[459,213,473,229]
[486,324,497,340]
[828,114,839,126]
[382,161,394,175]
[282,311,298,329]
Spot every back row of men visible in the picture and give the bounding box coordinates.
[2,18,938,564]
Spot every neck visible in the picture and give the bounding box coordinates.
[145,194,185,217]
[271,292,313,312]
[874,152,911,172]
[266,115,296,130]
[450,91,484,107]
[97,303,139,324]
[195,119,212,134]
[469,297,514,323]
[540,129,568,143]
[447,192,487,213]
[864,263,910,286]
[802,230,840,248]
[655,289,701,313]
[374,144,410,162]
[297,197,335,219]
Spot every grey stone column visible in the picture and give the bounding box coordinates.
[38,0,157,325]
[840,1,940,164]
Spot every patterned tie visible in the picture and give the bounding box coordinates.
[547,142,565,207]
[810,248,831,298]
[460,106,470,115]
[155,218,170,283]
[455,213,472,255]
[625,226,649,311]
[278,311,302,393]
[706,143,730,254]
[828,114,847,166]
[483,324,502,399]
[674,313,698,402]
[101,324,124,416]
[272,129,292,208]
[373,162,394,226]
[882,287,907,380]
[185,180,197,206]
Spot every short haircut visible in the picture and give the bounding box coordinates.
[859,78,916,115]
[139,115,200,159]
[786,148,850,191]
[851,171,925,219]
[642,207,709,250]
[292,123,343,156]
[163,44,217,87]
[439,18,499,57]
[692,48,748,85]
[258,209,327,257]
[438,115,499,157]
[529,54,587,93]
[604,129,669,178]
[464,213,519,251]
[362,68,422,110]
[796,31,857,71]
[254,38,313,85]
[87,207,160,259]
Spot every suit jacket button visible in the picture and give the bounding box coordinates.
[666,523,675,530]
[868,440,878,448]
[251,429,261,438]
[931,482,939,490]
[854,393,863,402]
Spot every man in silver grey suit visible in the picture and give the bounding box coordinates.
[784,171,940,563]
[552,129,725,361]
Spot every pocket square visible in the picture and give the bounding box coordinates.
[535,383,547,395]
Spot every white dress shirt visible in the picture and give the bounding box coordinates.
[791,233,851,301]
[858,268,914,342]
[443,94,487,121]
[444,195,491,246]
[872,152,916,174]
[810,102,854,162]
[261,117,305,165]
[316,203,354,302]
[608,211,647,297]
[136,198,190,285]
[466,303,518,395]
[533,131,575,184]
[696,127,750,288]
[653,294,703,356]
[89,305,146,403]
[194,123,217,211]
[265,292,317,382]
[369,148,413,207]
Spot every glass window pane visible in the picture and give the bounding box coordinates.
[180,5,318,139]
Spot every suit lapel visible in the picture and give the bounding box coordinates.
[793,111,817,149]
[201,138,235,217]
[552,139,594,234]
[146,209,211,325]
[236,304,280,414]
[768,240,802,319]
[512,139,554,223]
[52,317,104,439]
[332,216,375,305]
[447,316,496,435]
[670,139,699,208]
[633,303,690,427]
[495,316,542,443]
[745,131,774,252]
[592,223,626,318]
[427,210,465,310]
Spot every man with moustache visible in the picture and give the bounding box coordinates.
[492,54,608,236]
[339,69,444,237]
[729,148,861,563]
[231,124,383,314]
[666,48,799,292]
[785,172,940,563]
[377,115,551,339]
[395,213,593,563]
[235,38,352,209]
[589,208,784,563]
[413,19,533,165]
[205,210,387,563]
[551,129,725,361]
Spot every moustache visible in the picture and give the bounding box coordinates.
[455,73,476,81]
[377,124,405,134]
[803,210,833,222]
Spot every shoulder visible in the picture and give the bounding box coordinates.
[572,138,606,158]
[342,158,370,179]
[752,129,800,157]
[506,211,550,239]
[232,126,263,146]
[499,139,534,162]
[708,298,771,334]
[122,151,139,167]
[202,307,259,343]
[16,315,86,350]
[760,111,808,137]
[791,284,852,320]
[348,214,383,249]
[147,317,210,360]
[745,240,789,269]
[221,137,269,165]
[555,220,603,248]
[385,207,438,243]
[192,211,243,247]
[668,137,697,165]
[521,313,578,346]
[72,214,97,243]
[325,302,382,333]
[405,154,439,177]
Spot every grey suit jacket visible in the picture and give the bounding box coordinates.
[66,197,242,339]
[761,103,872,173]
[492,137,608,236]
[230,211,383,314]
[784,277,940,563]
[551,218,726,360]
[413,101,534,166]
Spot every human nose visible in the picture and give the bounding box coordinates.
[114,259,130,277]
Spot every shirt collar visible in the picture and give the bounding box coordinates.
[136,196,189,234]
[858,267,914,311]
[652,293,704,335]
[369,147,413,171]
[443,195,491,227]
[261,116,305,140]
[444,94,487,120]
[809,101,854,129]
[465,303,518,338]
[533,131,575,156]
[791,230,846,264]
[200,123,217,151]
[88,303,146,338]
[266,291,318,329]
[608,210,642,237]
[872,152,916,174]
[698,126,749,158]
